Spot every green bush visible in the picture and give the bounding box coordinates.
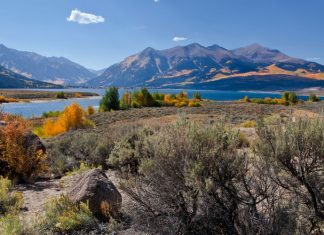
[0,213,25,235]
[110,119,257,234]
[108,128,154,174]
[42,195,98,233]
[100,87,120,112]
[256,118,324,232]
[45,132,113,176]
[0,177,23,215]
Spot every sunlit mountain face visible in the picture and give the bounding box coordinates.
[87,43,324,90]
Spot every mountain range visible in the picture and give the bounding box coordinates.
[0,43,324,90]
[0,44,97,86]
[88,43,324,90]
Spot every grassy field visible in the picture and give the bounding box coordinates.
[38,100,324,139]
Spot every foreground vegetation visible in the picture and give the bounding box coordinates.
[107,118,323,234]
[0,98,323,234]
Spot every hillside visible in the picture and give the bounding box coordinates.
[0,44,96,85]
[88,43,324,90]
[0,65,62,88]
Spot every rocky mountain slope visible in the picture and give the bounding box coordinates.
[0,44,96,85]
[0,65,61,88]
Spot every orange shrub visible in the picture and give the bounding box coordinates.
[43,119,66,136]
[0,117,47,181]
[120,92,132,109]
[163,95,177,106]
[43,103,94,137]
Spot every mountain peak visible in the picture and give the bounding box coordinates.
[246,43,264,48]
[140,47,158,56]
[240,43,281,54]
[143,47,156,52]
[184,43,205,49]
[232,43,293,63]
[208,44,228,51]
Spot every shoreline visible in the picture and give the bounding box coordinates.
[0,89,100,103]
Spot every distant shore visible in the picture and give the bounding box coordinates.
[0,89,100,103]
[238,89,324,97]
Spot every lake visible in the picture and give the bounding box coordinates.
[0,88,312,118]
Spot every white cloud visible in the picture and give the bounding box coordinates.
[173,37,188,42]
[67,9,105,24]
[306,57,321,61]
[154,0,160,2]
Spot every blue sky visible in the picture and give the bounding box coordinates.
[0,0,323,69]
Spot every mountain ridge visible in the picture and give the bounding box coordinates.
[0,44,96,85]
[0,64,62,89]
[88,43,324,90]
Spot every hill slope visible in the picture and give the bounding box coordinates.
[0,44,96,85]
[88,43,324,90]
[0,65,61,88]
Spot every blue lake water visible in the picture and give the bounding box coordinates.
[0,88,313,118]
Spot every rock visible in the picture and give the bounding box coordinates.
[23,131,46,153]
[67,169,122,220]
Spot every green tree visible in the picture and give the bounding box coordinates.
[308,94,320,102]
[288,92,298,104]
[140,88,154,107]
[193,92,202,100]
[282,91,290,102]
[282,91,298,105]
[56,91,66,99]
[100,87,120,112]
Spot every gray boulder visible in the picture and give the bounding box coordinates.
[67,169,122,220]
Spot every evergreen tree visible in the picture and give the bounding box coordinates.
[100,87,120,112]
